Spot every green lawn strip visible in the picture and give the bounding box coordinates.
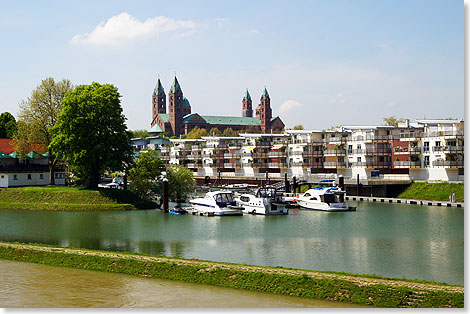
[0,202,133,211]
[0,244,463,308]
[397,182,464,202]
[0,186,157,211]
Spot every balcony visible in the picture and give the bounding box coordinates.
[301,151,323,157]
[365,161,392,168]
[241,163,253,167]
[400,130,464,139]
[432,146,464,153]
[191,145,201,151]
[393,147,409,154]
[394,161,421,168]
[365,149,392,155]
[323,149,347,156]
[323,162,347,168]
[432,160,464,168]
[224,153,241,158]
[268,151,287,157]
[351,162,367,167]
[268,162,288,168]
[224,163,241,168]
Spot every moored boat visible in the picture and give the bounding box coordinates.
[236,187,288,215]
[189,190,244,216]
[296,186,354,212]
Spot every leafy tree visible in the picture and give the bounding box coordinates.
[208,127,221,136]
[51,82,133,189]
[0,112,17,138]
[293,124,304,130]
[328,125,342,131]
[243,125,261,134]
[383,116,406,127]
[128,149,165,199]
[14,78,73,184]
[185,126,208,139]
[130,129,149,139]
[222,127,238,137]
[164,164,196,202]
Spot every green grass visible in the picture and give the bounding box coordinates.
[0,186,157,211]
[397,182,464,202]
[0,243,463,308]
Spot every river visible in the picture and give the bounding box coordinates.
[0,200,464,285]
[1,259,365,308]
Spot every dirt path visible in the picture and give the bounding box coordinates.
[0,242,463,294]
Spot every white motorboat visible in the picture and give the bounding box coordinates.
[189,190,244,216]
[296,186,353,212]
[236,187,288,215]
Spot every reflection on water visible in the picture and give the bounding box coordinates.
[0,201,464,285]
[0,259,366,308]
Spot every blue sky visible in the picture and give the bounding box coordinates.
[0,0,463,130]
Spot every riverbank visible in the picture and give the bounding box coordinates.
[397,182,464,202]
[0,186,156,211]
[0,242,463,308]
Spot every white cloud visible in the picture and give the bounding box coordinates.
[215,17,228,29]
[70,12,200,46]
[279,100,303,113]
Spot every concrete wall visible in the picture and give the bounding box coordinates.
[0,173,8,188]
[8,172,49,187]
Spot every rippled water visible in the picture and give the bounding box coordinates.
[0,259,365,308]
[0,201,464,285]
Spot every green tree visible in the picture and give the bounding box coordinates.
[164,164,196,202]
[51,82,133,189]
[0,112,17,138]
[293,124,304,130]
[243,125,261,134]
[15,77,73,184]
[128,149,165,199]
[383,116,406,127]
[186,126,208,139]
[209,127,221,136]
[130,129,149,139]
[222,127,238,137]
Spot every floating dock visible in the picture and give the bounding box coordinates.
[345,196,463,208]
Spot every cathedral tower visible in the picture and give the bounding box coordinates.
[242,89,253,117]
[256,87,272,133]
[151,78,166,127]
[168,76,186,136]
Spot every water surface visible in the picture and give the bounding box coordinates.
[0,259,362,308]
[0,201,463,285]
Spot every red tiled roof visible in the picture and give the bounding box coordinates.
[0,138,47,154]
[0,139,15,154]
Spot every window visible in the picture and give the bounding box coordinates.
[0,175,3,178]
[13,175,17,180]
[39,174,44,180]
[357,157,362,162]
[27,174,32,180]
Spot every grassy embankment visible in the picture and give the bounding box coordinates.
[0,242,463,308]
[397,182,464,202]
[0,186,156,211]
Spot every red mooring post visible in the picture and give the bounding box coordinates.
[338,175,345,203]
[162,178,169,213]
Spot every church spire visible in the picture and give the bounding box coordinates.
[244,89,251,100]
[155,78,165,95]
[261,86,269,99]
[170,76,182,93]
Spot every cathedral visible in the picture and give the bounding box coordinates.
[149,76,285,136]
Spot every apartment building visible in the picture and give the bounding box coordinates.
[135,119,464,182]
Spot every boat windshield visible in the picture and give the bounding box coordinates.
[256,188,277,198]
[214,193,234,203]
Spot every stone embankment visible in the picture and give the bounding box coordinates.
[346,196,464,207]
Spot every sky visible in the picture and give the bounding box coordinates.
[0,0,464,131]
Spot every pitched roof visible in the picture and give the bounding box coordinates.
[148,123,163,133]
[261,87,269,98]
[156,113,169,123]
[170,76,182,93]
[0,139,15,154]
[193,115,261,126]
[183,97,191,107]
[154,79,165,95]
[244,89,251,100]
